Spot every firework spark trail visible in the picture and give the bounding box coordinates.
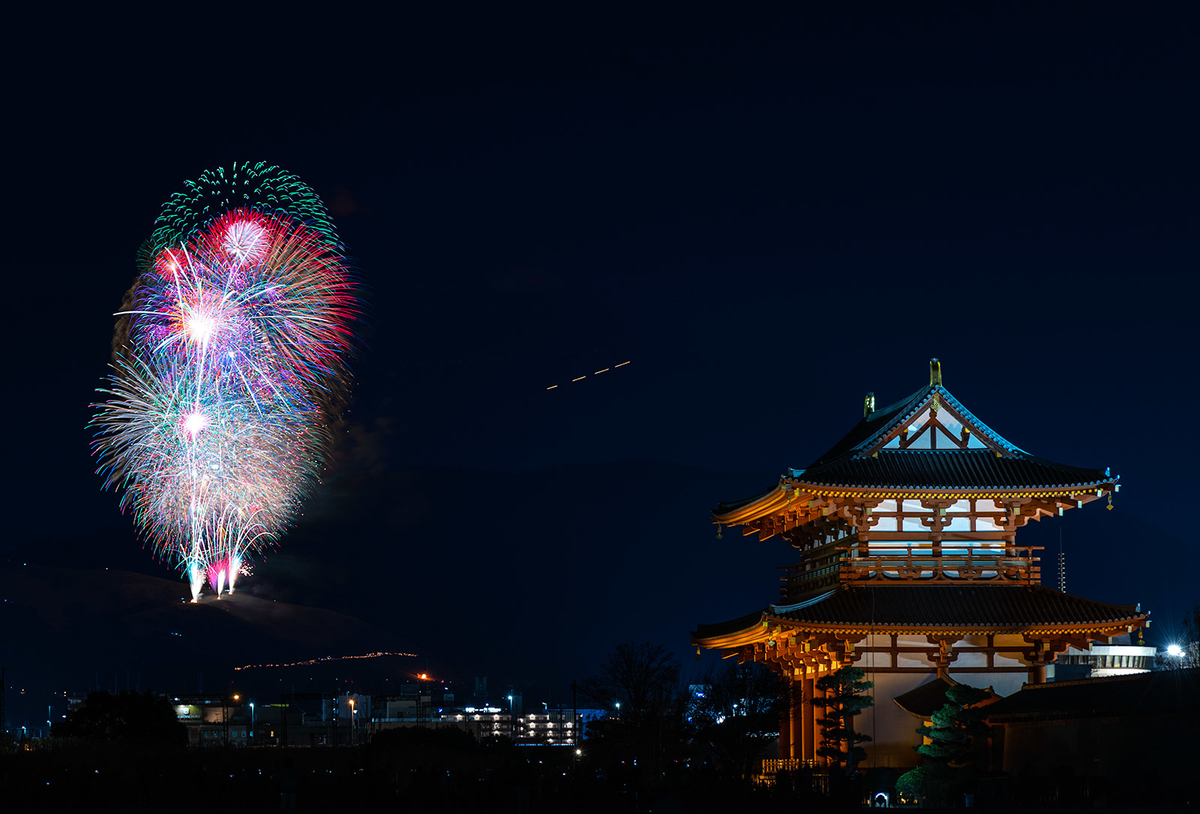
[91,164,361,601]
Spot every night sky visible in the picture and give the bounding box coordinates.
[5,7,1199,724]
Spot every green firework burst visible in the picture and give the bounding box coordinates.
[150,162,339,254]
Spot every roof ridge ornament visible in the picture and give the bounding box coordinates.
[930,358,942,387]
[864,392,876,417]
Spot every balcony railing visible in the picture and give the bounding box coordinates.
[838,545,1041,585]
[779,546,1041,600]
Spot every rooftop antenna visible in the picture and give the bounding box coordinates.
[1057,530,1066,593]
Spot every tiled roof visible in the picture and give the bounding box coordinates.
[714,381,1114,519]
[772,586,1139,627]
[795,449,1109,490]
[692,585,1142,640]
[692,608,767,640]
[806,387,929,467]
[715,486,778,514]
[894,677,957,717]
[984,668,1200,720]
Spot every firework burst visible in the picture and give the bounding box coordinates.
[91,166,360,601]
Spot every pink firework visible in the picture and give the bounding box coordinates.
[91,169,360,601]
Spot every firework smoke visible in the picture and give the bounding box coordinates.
[91,163,360,601]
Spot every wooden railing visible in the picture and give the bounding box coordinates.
[837,545,1042,585]
[778,546,1042,601]
[761,758,821,773]
[778,563,841,603]
[755,758,830,789]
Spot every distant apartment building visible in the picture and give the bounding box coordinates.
[370,696,589,745]
[167,686,601,748]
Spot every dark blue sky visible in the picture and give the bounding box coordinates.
[5,5,1199,700]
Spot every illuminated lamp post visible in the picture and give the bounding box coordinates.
[231,695,239,746]
[349,697,355,746]
[508,694,514,740]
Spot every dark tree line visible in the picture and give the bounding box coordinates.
[578,641,785,805]
[52,691,187,747]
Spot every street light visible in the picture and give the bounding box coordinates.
[349,698,356,746]
[1167,644,1184,658]
[249,702,255,743]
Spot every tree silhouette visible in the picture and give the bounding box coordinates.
[690,661,782,781]
[1175,604,1200,667]
[579,642,686,791]
[52,691,186,747]
[580,642,681,730]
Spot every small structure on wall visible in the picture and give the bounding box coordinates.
[691,360,1147,769]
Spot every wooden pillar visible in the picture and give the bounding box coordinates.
[1023,637,1050,684]
[801,676,815,762]
[788,677,800,759]
[779,676,792,760]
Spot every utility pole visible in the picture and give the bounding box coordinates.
[280,699,289,747]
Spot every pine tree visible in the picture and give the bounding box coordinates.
[810,666,874,775]
[896,684,992,807]
[915,684,991,767]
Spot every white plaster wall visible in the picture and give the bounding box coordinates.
[858,671,933,769]
[993,651,1025,669]
[951,651,988,668]
[950,670,1026,697]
